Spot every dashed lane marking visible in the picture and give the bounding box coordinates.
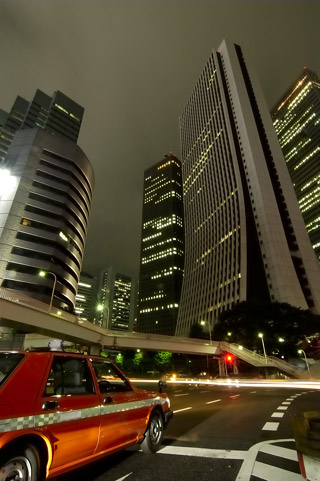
[230,394,240,399]
[262,422,279,431]
[115,473,132,481]
[173,407,192,413]
[206,399,221,404]
[282,401,291,405]
[174,393,189,397]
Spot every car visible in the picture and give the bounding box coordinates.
[0,348,173,481]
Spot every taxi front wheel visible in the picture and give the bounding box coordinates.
[0,443,41,481]
[141,411,164,454]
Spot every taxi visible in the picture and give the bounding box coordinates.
[0,348,173,481]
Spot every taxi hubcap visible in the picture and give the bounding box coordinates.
[150,417,162,444]
[1,457,31,481]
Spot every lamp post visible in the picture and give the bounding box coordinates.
[258,333,267,363]
[97,303,110,330]
[200,320,212,345]
[298,349,311,378]
[39,270,57,310]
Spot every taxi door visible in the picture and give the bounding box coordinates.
[34,355,100,470]
[90,359,146,452]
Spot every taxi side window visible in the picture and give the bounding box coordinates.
[44,357,95,396]
[91,360,132,394]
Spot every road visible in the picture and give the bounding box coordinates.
[54,381,320,481]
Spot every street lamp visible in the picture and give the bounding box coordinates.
[39,270,57,310]
[97,303,110,330]
[200,320,212,345]
[298,349,311,378]
[258,333,267,363]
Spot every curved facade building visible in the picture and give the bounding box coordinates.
[176,39,320,337]
[0,128,94,311]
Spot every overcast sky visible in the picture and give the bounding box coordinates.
[1,0,319,280]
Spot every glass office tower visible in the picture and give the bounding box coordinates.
[176,39,320,337]
[137,153,184,335]
[272,69,320,262]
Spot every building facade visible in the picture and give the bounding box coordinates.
[176,39,320,337]
[0,89,83,166]
[0,129,94,311]
[75,272,98,321]
[271,69,320,262]
[137,153,184,335]
[97,267,136,331]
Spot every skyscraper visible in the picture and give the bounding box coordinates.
[271,69,320,262]
[0,89,83,165]
[0,90,93,312]
[97,267,136,331]
[75,272,98,321]
[176,39,320,337]
[137,153,184,335]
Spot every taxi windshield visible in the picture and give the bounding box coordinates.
[0,352,24,387]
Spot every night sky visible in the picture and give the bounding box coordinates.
[1,0,319,280]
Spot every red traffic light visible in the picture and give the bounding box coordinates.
[225,354,234,364]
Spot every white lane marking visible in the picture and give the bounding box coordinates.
[262,422,279,431]
[206,399,221,404]
[200,390,210,393]
[259,443,298,461]
[230,394,240,399]
[235,438,294,481]
[115,473,132,481]
[159,445,246,459]
[286,398,295,401]
[271,412,284,418]
[174,393,189,397]
[173,407,192,413]
[277,406,288,411]
[252,461,301,480]
[174,389,183,393]
[282,401,291,405]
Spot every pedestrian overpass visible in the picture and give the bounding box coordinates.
[0,287,304,378]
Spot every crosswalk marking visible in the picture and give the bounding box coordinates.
[158,445,246,459]
[271,412,284,418]
[252,460,302,480]
[259,443,298,461]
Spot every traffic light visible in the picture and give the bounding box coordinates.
[225,353,234,364]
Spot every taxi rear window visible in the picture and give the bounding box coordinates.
[0,353,24,387]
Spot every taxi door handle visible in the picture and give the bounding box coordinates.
[42,400,60,411]
[103,396,114,404]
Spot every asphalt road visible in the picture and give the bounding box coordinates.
[54,381,320,481]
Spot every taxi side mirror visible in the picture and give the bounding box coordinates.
[158,380,167,393]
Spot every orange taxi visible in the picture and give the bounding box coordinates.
[0,348,173,480]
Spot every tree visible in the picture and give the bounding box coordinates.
[154,351,172,371]
[214,301,320,357]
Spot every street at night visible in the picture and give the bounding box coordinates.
[53,381,320,481]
